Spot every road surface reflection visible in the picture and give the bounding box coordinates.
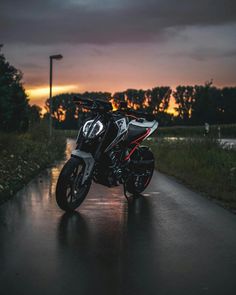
[1,139,236,295]
[0,139,158,294]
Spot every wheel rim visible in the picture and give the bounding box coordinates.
[65,164,87,207]
[133,169,153,191]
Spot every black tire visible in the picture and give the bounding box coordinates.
[56,157,91,212]
[126,147,154,195]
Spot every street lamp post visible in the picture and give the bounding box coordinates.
[49,54,63,137]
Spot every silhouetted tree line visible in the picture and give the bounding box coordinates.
[46,83,236,129]
[173,81,236,125]
[1,50,236,132]
[45,87,173,129]
[0,51,41,132]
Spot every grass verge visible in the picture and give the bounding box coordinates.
[147,138,236,211]
[157,124,236,138]
[0,122,66,204]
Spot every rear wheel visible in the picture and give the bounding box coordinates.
[56,157,91,212]
[126,147,154,195]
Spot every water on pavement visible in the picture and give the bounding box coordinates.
[0,139,236,295]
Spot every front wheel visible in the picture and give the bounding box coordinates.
[56,157,91,212]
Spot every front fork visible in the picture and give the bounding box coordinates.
[71,150,95,185]
[71,120,112,185]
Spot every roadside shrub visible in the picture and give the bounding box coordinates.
[148,138,236,210]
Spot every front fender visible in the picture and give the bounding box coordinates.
[71,149,95,184]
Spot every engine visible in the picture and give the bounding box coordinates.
[93,147,123,187]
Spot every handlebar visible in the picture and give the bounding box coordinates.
[73,96,113,112]
[73,96,94,108]
[73,96,158,121]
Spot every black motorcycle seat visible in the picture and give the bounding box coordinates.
[126,124,149,143]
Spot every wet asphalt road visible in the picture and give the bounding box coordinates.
[0,141,236,295]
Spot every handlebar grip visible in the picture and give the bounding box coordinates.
[73,96,92,103]
[73,96,112,112]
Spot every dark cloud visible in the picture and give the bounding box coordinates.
[173,48,236,61]
[18,62,46,70]
[191,48,236,61]
[1,0,236,45]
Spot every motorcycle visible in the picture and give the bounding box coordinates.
[56,97,158,212]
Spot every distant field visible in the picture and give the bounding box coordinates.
[56,123,236,139]
[147,138,236,211]
[156,124,236,138]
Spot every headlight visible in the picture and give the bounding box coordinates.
[82,120,104,138]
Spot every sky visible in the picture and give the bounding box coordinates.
[1,0,236,109]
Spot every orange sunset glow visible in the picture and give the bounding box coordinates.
[27,85,79,107]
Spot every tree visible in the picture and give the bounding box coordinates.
[113,87,171,114]
[125,89,146,108]
[173,86,195,124]
[45,94,77,129]
[191,81,219,125]
[220,87,236,124]
[0,52,30,132]
[28,104,41,126]
[113,92,125,102]
[173,82,236,125]
[150,87,171,113]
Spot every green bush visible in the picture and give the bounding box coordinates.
[0,122,66,203]
[148,138,236,210]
